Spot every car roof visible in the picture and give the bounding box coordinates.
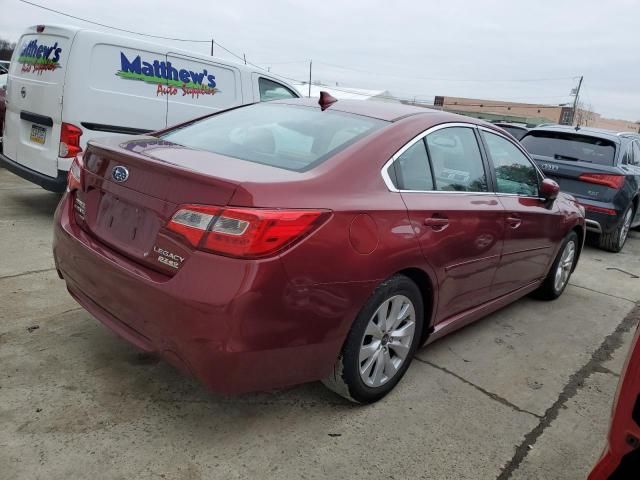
[526,124,630,144]
[493,122,528,129]
[272,97,487,123]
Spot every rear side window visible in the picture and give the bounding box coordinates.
[521,131,616,165]
[160,103,386,171]
[388,139,434,190]
[482,131,539,196]
[425,127,488,192]
[259,78,298,101]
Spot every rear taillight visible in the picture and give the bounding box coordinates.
[59,123,83,158]
[166,205,330,258]
[580,204,617,216]
[67,155,83,192]
[578,173,624,189]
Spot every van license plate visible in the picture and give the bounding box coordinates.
[30,125,46,145]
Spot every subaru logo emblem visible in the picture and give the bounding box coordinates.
[112,166,129,183]
[21,87,26,98]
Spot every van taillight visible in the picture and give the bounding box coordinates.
[166,205,330,258]
[36,25,45,33]
[59,123,83,158]
[578,173,624,189]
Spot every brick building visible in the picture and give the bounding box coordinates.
[430,96,639,132]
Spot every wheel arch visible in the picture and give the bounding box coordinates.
[571,223,585,271]
[396,267,436,346]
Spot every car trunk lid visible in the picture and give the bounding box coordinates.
[77,137,241,275]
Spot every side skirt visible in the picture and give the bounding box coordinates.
[424,280,541,345]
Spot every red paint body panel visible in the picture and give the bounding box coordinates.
[589,322,640,479]
[52,99,585,394]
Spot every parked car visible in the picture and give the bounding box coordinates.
[0,64,7,151]
[493,122,529,140]
[0,24,300,192]
[520,125,640,252]
[53,96,585,403]
[589,322,640,479]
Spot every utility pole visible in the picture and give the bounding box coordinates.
[243,53,247,65]
[571,76,583,125]
[210,39,214,57]
[308,60,312,98]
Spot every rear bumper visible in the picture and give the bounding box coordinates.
[576,199,621,234]
[0,151,67,192]
[53,194,373,394]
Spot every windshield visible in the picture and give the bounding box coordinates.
[521,131,617,165]
[160,103,387,171]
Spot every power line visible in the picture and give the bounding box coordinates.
[18,0,211,42]
[315,61,579,84]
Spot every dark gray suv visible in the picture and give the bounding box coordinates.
[520,125,640,252]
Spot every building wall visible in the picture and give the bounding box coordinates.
[435,96,563,124]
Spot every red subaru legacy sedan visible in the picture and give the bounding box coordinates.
[53,96,585,403]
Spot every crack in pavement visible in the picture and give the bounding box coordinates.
[568,283,636,304]
[496,302,640,480]
[413,356,542,419]
[0,267,57,281]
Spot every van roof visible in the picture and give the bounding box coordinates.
[21,24,298,90]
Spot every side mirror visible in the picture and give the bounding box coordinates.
[540,178,560,201]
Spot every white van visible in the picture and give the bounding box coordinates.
[1,24,301,192]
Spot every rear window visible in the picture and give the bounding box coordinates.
[160,103,387,171]
[521,131,616,165]
[497,125,527,140]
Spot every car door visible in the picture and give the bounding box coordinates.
[479,127,564,295]
[387,124,505,323]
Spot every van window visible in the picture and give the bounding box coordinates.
[160,103,386,171]
[259,78,298,101]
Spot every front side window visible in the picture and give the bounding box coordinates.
[482,130,539,196]
[160,103,386,171]
[425,127,488,192]
[259,77,298,102]
[388,139,433,190]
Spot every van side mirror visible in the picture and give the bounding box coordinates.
[540,178,560,201]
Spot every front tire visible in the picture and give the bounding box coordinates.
[599,204,633,253]
[322,275,424,403]
[534,231,578,300]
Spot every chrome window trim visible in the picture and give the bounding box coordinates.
[381,122,548,201]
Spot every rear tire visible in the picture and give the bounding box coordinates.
[534,231,578,301]
[599,204,634,253]
[322,275,424,403]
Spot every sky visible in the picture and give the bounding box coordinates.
[1,0,639,121]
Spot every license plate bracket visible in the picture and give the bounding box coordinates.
[30,124,47,145]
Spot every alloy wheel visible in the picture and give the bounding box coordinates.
[359,295,416,388]
[619,208,633,247]
[554,240,576,292]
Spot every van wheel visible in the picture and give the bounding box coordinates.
[322,275,423,403]
[534,231,578,300]
[599,205,633,253]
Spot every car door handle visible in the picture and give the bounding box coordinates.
[424,216,449,231]
[506,215,522,229]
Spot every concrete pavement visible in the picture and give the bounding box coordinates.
[0,167,638,479]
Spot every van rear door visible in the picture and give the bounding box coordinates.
[4,26,74,178]
[164,53,242,125]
